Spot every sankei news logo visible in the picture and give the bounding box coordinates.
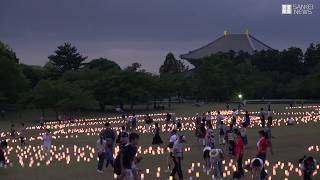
[282,4,314,15]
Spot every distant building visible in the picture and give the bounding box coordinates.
[180,31,274,62]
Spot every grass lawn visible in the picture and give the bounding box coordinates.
[0,103,319,180]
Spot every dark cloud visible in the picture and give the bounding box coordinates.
[1,0,319,73]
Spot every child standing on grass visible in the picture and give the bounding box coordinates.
[96,133,106,173]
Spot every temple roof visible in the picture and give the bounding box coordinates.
[180,32,273,60]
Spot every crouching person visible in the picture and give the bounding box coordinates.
[299,156,317,180]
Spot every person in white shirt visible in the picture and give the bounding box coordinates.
[96,133,107,173]
[42,129,52,157]
[166,129,178,172]
[170,135,185,180]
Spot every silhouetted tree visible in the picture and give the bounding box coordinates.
[48,43,87,74]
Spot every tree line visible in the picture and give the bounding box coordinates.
[1,41,320,115]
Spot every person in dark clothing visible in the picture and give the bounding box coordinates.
[101,122,116,168]
[10,123,16,138]
[197,123,206,147]
[116,126,129,150]
[165,112,172,130]
[299,156,317,180]
[260,108,266,128]
[19,123,26,145]
[242,111,251,128]
[166,112,172,122]
[121,133,140,180]
[267,110,273,127]
[144,113,153,132]
[152,123,163,145]
[176,119,182,131]
[131,113,137,130]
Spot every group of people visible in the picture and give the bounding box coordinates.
[0,106,316,180]
[193,108,282,180]
[92,108,318,180]
[95,113,188,180]
[95,121,144,179]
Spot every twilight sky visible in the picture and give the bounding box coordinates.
[1,0,319,73]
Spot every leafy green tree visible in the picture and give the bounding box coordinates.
[55,82,96,116]
[0,42,28,104]
[0,42,19,63]
[19,64,46,88]
[84,58,121,72]
[32,80,58,117]
[304,43,320,72]
[124,62,142,72]
[48,43,87,74]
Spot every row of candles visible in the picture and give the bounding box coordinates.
[307,145,320,152]
[113,159,319,179]
[1,107,320,145]
[3,144,192,168]
[7,144,316,180]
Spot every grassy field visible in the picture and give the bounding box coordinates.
[0,103,319,180]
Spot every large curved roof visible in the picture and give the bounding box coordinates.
[180,33,273,60]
